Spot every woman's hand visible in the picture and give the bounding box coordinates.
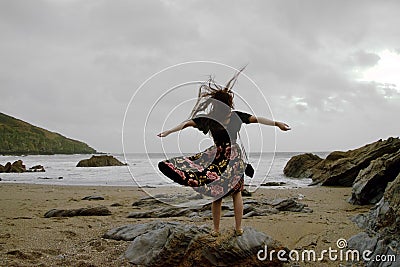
[157,120,195,138]
[157,130,171,137]
[275,121,291,131]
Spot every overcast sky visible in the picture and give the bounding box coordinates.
[1,0,399,153]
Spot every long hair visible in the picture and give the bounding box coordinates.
[189,66,246,120]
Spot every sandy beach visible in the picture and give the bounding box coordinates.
[0,183,371,266]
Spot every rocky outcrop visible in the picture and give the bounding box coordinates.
[316,138,400,186]
[348,173,400,266]
[283,153,322,178]
[0,160,45,173]
[76,155,127,167]
[284,137,400,186]
[27,165,45,172]
[44,206,111,217]
[103,221,287,266]
[128,194,312,219]
[0,160,25,173]
[349,150,400,205]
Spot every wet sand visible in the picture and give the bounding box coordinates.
[0,183,371,266]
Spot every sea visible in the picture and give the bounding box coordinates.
[0,152,328,190]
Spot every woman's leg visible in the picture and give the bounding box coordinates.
[232,191,243,232]
[212,198,223,232]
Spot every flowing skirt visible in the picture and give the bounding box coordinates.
[158,143,245,199]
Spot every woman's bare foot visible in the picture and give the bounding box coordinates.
[235,228,243,236]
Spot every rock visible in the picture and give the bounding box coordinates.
[81,195,105,201]
[4,162,13,172]
[261,182,287,187]
[348,232,378,256]
[27,165,45,172]
[128,195,311,219]
[348,173,400,266]
[265,198,310,212]
[284,137,400,186]
[283,153,322,178]
[103,221,287,266]
[0,160,47,173]
[76,155,127,167]
[242,188,252,197]
[372,173,400,233]
[132,193,204,207]
[4,160,26,173]
[44,206,111,218]
[349,150,400,205]
[128,206,197,218]
[4,162,11,172]
[316,137,400,186]
[37,176,63,180]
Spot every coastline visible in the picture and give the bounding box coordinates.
[0,183,371,266]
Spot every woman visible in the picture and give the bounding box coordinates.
[157,69,290,236]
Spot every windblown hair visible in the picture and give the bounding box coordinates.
[189,66,246,120]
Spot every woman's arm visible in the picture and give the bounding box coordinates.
[157,120,196,137]
[248,116,291,131]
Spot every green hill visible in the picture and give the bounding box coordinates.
[0,112,97,155]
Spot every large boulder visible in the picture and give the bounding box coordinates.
[103,221,287,266]
[283,153,322,178]
[349,150,400,205]
[283,137,400,186]
[76,155,127,167]
[348,173,400,266]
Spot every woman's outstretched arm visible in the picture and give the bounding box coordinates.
[157,120,196,137]
[248,116,291,131]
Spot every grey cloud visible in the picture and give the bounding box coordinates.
[1,0,400,152]
[349,51,381,68]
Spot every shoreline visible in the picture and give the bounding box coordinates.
[0,180,315,189]
[0,183,371,266]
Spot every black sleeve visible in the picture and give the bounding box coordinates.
[192,116,210,134]
[235,111,252,124]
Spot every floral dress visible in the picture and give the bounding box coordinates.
[158,111,251,199]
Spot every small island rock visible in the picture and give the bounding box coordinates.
[76,155,127,167]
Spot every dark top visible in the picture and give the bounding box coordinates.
[192,111,252,145]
